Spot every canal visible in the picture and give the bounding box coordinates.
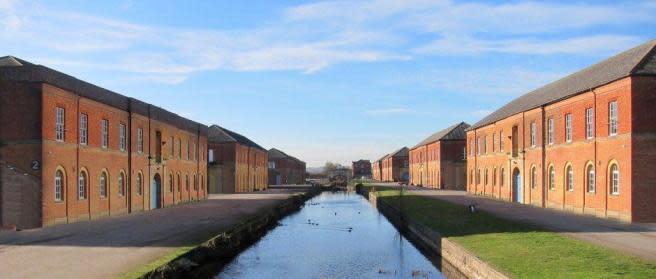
[215,191,450,278]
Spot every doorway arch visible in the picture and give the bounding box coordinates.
[512,168,522,203]
[151,174,162,209]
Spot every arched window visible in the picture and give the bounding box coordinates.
[566,165,574,191]
[118,172,125,196]
[186,175,190,191]
[484,169,488,185]
[531,166,537,189]
[500,168,505,187]
[200,175,204,191]
[136,172,143,195]
[55,169,64,202]
[610,163,620,195]
[177,173,181,192]
[493,168,497,186]
[100,171,108,198]
[586,164,595,193]
[169,173,174,192]
[194,174,198,191]
[78,170,87,200]
[469,170,473,185]
[477,169,481,184]
[549,166,555,190]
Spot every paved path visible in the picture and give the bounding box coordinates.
[0,189,304,279]
[406,189,656,261]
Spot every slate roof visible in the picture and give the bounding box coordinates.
[0,56,207,135]
[412,122,470,149]
[268,148,305,164]
[385,147,409,159]
[470,39,656,130]
[208,125,266,151]
[352,159,371,164]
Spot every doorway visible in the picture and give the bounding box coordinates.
[513,168,522,203]
[151,174,162,209]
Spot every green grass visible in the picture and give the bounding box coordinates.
[117,245,197,279]
[371,189,656,279]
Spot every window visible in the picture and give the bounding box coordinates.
[185,175,190,191]
[477,137,481,155]
[194,175,198,190]
[55,169,64,201]
[587,165,595,193]
[101,119,109,148]
[119,124,126,151]
[500,130,504,151]
[137,172,143,195]
[55,107,65,142]
[186,139,191,160]
[169,174,174,192]
[493,168,497,186]
[462,147,467,160]
[177,174,181,192]
[100,172,108,198]
[470,170,473,185]
[610,164,620,195]
[470,139,475,156]
[565,114,572,143]
[566,165,574,191]
[531,166,537,189]
[484,169,488,185]
[500,168,505,187]
[547,118,554,145]
[177,139,182,158]
[78,171,87,200]
[549,166,555,190]
[492,133,496,152]
[609,101,618,136]
[170,136,174,157]
[585,108,594,139]
[137,128,143,153]
[483,136,487,154]
[477,169,481,184]
[208,149,215,162]
[79,114,88,145]
[530,122,537,147]
[118,172,125,196]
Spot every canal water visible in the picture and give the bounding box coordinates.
[215,191,447,279]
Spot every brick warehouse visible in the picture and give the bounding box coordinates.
[466,40,656,222]
[351,159,372,179]
[371,155,385,181]
[0,56,208,229]
[409,122,469,189]
[381,147,409,182]
[268,148,306,185]
[207,125,267,193]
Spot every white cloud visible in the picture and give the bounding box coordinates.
[365,108,415,116]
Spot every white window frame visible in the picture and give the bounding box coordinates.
[100,172,107,198]
[500,130,504,151]
[119,123,126,151]
[549,166,555,190]
[137,128,143,153]
[136,173,143,195]
[531,166,537,189]
[55,107,65,142]
[565,114,572,143]
[492,133,496,152]
[587,165,595,193]
[55,170,63,201]
[118,173,125,196]
[101,119,109,148]
[477,137,481,155]
[611,164,620,195]
[566,165,574,191]
[585,108,594,139]
[609,101,618,136]
[79,113,88,145]
[547,118,554,145]
[530,122,537,147]
[78,171,87,200]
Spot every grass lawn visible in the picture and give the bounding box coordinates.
[368,187,656,279]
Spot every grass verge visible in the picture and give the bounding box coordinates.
[369,188,656,279]
[117,245,197,279]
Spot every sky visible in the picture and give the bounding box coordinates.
[1,0,655,167]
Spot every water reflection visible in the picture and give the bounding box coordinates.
[216,191,444,279]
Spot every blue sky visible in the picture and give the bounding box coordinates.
[1,0,655,167]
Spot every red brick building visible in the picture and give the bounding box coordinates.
[466,40,656,222]
[0,56,208,229]
[351,159,372,179]
[371,155,386,181]
[409,122,469,189]
[268,148,306,185]
[207,125,267,193]
[381,147,409,182]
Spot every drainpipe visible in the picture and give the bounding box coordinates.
[541,105,546,208]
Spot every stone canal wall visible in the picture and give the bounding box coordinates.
[141,186,321,279]
[358,187,509,279]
